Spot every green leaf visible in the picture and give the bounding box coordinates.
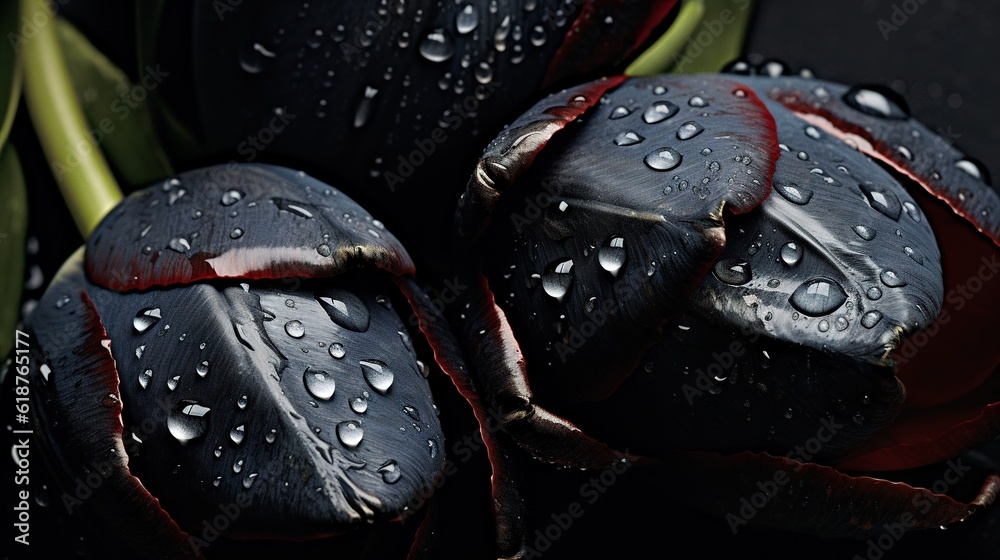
[626,0,755,76]
[56,17,173,186]
[0,145,27,360]
[1,0,23,148]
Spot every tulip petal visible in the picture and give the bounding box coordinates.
[471,74,778,402]
[27,251,200,559]
[80,267,444,536]
[661,449,1000,538]
[86,164,414,292]
[687,94,943,363]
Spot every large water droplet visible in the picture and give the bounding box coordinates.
[644,148,682,171]
[613,131,644,146]
[642,101,679,124]
[843,87,909,120]
[775,180,813,205]
[676,121,705,140]
[880,270,906,288]
[318,290,371,332]
[789,278,848,316]
[861,310,883,329]
[337,421,364,448]
[456,4,478,34]
[167,401,211,442]
[285,320,305,338]
[598,237,626,277]
[419,29,454,62]
[378,460,401,484]
[713,259,752,285]
[133,308,162,333]
[360,360,394,394]
[866,286,883,300]
[780,242,803,266]
[230,424,245,445]
[541,258,574,301]
[852,225,877,241]
[860,184,902,220]
[304,369,336,400]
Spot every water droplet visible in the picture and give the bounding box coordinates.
[852,225,877,241]
[456,4,478,34]
[214,446,223,458]
[233,459,244,473]
[613,131,644,146]
[304,370,336,400]
[285,320,305,338]
[265,429,277,443]
[428,438,438,458]
[644,148,682,171]
[835,316,850,331]
[351,396,368,414]
[789,278,848,316]
[243,473,258,489]
[167,401,211,442]
[167,376,180,391]
[133,308,162,333]
[608,106,632,119]
[818,319,830,332]
[780,242,803,266]
[880,270,907,288]
[377,460,401,483]
[955,159,986,182]
[859,184,902,220]
[360,360,394,394]
[642,101,679,124]
[797,151,809,161]
[230,424,245,445]
[784,408,794,419]
[902,201,921,222]
[712,259,752,285]
[318,290,371,332]
[805,126,822,140]
[774,180,813,205]
[139,369,153,389]
[403,405,421,422]
[419,29,454,62]
[598,237,626,277]
[221,190,242,206]
[676,121,705,140]
[530,24,547,46]
[237,395,248,409]
[861,311,883,329]
[904,246,924,265]
[329,343,346,359]
[316,243,332,257]
[843,87,908,119]
[197,360,209,377]
[168,237,191,253]
[541,258,574,301]
[688,96,707,107]
[337,421,364,448]
[354,86,379,128]
[135,345,145,359]
[271,198,315,218]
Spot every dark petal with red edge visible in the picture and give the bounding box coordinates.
[661,449,1000,538]
[171,1,674,245]
[86,164,414,292]
[687,96,943,362]
[82,267,444,536]
[476,75,778,403]
[744,76,1000,246]
[541,0,679,87]
[455,76,627,243]
[27,251,200,560]
[836,372,1000,472]
[573,310,904,460]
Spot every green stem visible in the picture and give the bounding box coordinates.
[625,0,706,76]
[21,0,122,237]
